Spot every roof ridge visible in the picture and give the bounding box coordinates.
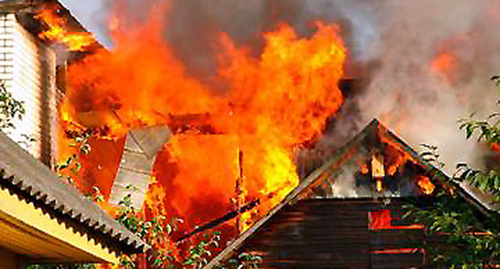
[203,118,492,268]
[204,119,380,269]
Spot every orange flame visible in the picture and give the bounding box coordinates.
[62,8,346,240]
[213,23,345,222]
[368,209,423,230]
[416,175,435,195]
[491,143,500,152]
[430,52,457,82]
[36,8,95,51]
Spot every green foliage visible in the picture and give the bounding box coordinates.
[459,116,500,144]
[406,182,500,268]
[456,112,500,199]
[420,143,445,169]
[0,83,25,130]
[224,252,263,269]
[407,77,500,268]
[54,128,96,186]
[183,232,221,269]
[114,187,261,269]
[26,264,97,269]
[114,188,225,269]
[211,252,263,269]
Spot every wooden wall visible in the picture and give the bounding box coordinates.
[240,199,424,269]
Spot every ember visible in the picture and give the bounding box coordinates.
[416,175,435,195]
[369,209,423,230]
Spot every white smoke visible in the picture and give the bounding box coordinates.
[350,0,500,173]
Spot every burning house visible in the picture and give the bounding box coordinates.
[59,17,348,240]
[203,119,491,269]
[20,0,499,267]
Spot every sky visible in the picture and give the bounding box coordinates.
[54,0,500,176]
[60,0,111,47]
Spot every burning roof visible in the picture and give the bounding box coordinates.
[0,0,103,55]
[203,119,491,269]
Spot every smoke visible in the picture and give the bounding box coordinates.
[102,0,381,79]
[349,0,500,173]
[73,0,500,172]
[297,0,500,174]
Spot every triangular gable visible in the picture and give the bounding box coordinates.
[203,119,490,269]
[298,119,431,199]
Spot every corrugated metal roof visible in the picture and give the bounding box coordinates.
[0,130,149,255]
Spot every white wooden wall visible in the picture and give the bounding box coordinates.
[0,13,56,163]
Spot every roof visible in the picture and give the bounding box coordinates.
[0,130,149,255]
[0,0,104,54]
[204,118,491,268]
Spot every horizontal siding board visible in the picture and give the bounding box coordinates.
[236,199,426,268]
[371,253,424,269]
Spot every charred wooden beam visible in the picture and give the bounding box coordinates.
[177,198,260,242]
[158,112,220,135]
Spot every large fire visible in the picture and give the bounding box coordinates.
[59,4,346,259]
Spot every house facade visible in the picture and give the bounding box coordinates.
[0,7,57,164]
[204,119,490,269]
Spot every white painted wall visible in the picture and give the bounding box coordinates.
[0,13,57,163]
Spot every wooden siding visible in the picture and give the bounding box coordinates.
[0,13,56,164]
[240,199,424,269]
